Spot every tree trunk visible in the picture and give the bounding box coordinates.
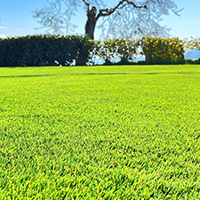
[85,6,97,40]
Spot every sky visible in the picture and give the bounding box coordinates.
[0,0,200,40]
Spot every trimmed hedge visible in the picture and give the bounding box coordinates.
[139,37,185,64]
[0,35,94,66]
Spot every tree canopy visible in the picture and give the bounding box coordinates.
[33,0,182,40]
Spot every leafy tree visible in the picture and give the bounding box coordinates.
[33,0,181,40]
[186,37,200,51]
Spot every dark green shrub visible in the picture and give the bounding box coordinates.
[0,35,94,67]
[186,58,200,64]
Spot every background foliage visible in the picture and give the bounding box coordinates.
[90,37,186,65]
[0,35,188,66]
[140,37,185,65]
[93,39,138,65]
[0,35,94,67]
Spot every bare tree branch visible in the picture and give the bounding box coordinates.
[82,0,90,11]
[96,0,148,20]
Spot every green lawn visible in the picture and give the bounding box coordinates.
[0,65,200,199]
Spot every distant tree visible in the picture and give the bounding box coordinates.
[33,0,182,40]
[187,37,200,51]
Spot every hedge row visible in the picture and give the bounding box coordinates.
[0,35,185,66]
[0,35,94,66]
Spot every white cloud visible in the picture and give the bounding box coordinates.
[0,34,7,38]
[0,26,8,29]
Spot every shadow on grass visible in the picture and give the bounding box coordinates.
[0,74,58,78]
[0,72,200,78]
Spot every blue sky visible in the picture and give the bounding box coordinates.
[0,0,199,40]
